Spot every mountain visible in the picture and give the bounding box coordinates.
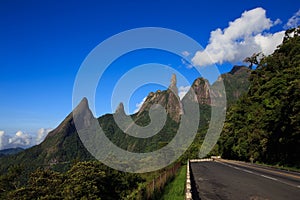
[0,98,94,174]
[137,74,183,122]
[0,147,24,158]
[107,67,250,153]
[0,65,251,175]
[183,65,251,107]
[214,65,251,105]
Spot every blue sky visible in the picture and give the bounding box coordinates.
[0,0,299,148]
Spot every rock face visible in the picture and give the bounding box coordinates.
[169,74,178,94]
[183,65,251,107]
[137,74,183,122]
[136,67,250,121]
[188,78,212,104]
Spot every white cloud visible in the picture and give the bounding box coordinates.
[178,86,190,100]
[182,51,190,57]
[9,131,32,146]
[36,128,52,144]
[285,9,300,29]
[0,131,9,150]
[181,58,193,68]
[0,128,52,150]
[134,97,147,113]
[254,31,285,55]
[274,18,282,26]
[0,131,5,137]
[192,7,285,67]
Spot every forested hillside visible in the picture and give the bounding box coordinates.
[217,27,300,168]
[0,161,142,199]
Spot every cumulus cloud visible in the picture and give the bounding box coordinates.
[36,128,52,144]
[178,86,190,100]
[285,9,300,29]
[9,131,32,147]
[134,97,147,113]
[192,7,285,67]
[0,128,52,150]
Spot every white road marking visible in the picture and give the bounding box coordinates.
[261,175,278,181]
[216,160,300,188]
[242,169,254,174]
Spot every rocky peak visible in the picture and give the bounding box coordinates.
[73,97,89,114]
[137,74,182,122]
[115,102,126,115]
[46,97,95,138]
[229,65,249,75]
[169,74,178,95]
[186,77,212,105]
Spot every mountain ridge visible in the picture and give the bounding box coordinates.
[0,65,251,175]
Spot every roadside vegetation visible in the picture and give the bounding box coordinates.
[215,27,300,169]
[159,165,187,200]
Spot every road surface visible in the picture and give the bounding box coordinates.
[190,159,300,200]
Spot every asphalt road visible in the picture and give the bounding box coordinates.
[190,159,300,200]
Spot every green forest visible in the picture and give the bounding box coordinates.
[0,161,143,199]
[216,27,300,168]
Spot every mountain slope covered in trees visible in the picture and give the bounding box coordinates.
[217,27,300,168]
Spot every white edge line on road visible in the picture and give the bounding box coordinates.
[261,175,278,181]
[242,169,254,174]
[216,160,300,189]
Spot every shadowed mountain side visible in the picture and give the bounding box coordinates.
[212,65,251,106]
[0,148,24,158]
[0,98,95,175]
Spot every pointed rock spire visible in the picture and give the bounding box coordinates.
[169,74,178,95]
[74,97,89,113]
[115,102,126,115]
[46,97,94,139]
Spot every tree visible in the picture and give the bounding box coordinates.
[243,52,263,69]
[0,165,24,198]
[7,168,64,199]
[219,27,300,167]
[6,161,144,199]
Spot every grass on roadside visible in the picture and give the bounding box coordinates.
[255,162,300,173]
[160,165,187,200]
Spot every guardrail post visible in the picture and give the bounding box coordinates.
[185,160,192,200]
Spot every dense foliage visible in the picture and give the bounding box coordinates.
[217,27,300,167]
[0,161,143,199]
